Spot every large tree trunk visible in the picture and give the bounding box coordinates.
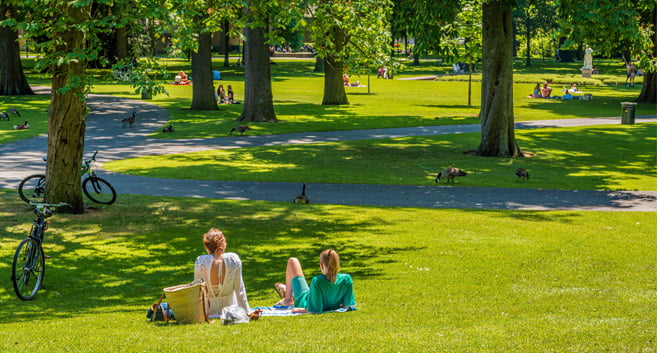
[0,4,34,96]
[191,31,218,110]
[322,24,348,105]
[45,4,91,214]
[238,19,277,122]
[637,71,656,104]
[637,8,656,104]
[477,0,523,157]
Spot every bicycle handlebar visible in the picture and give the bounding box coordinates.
[29,202,72,210]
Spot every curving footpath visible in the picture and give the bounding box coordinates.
[0,89,655,212]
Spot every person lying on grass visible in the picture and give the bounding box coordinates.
[274,249,356,313]
[194,228,250,319]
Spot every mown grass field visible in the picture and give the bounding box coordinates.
[0,191,655,352]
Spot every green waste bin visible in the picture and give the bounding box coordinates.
[621,102,637,124]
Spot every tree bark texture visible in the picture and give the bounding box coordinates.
[45,4,91,214]
[238,22,277,122]
[322,26,348,105]
[0,4,34,96]
[637,7,656,104]
[191,31,218,110]
[477,0,522,158]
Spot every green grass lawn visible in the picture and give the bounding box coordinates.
[0,191,654,352]
[104,123,657,191]
[2,57,653,142]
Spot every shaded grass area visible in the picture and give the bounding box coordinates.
[0,191,654,352]
[104,123,657,191]
[0,95,50,144]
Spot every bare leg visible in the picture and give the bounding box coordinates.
[283,257,304,305]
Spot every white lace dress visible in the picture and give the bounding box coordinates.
[194,252,250,318]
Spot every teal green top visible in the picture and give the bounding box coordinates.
[297,273,356,313]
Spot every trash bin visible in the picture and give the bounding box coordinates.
[213,70,221,80]
[621,102,637,124]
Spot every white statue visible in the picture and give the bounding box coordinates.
[582,47,593,70]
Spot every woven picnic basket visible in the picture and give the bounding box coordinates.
[163,279,208,324]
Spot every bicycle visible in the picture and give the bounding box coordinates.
[11,202,70,300]
[18,150,117,205]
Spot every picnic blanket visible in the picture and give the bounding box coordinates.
[254,305,357,317]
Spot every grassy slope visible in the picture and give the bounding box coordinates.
[0,191,655,352]
[104,123,657,191]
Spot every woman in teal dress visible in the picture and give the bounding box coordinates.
[275,249,356,313]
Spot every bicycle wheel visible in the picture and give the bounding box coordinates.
[18,174,46,204]
[82,176,117,204]
[12,237,45,300]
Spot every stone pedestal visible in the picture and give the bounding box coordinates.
[581,69,592,78]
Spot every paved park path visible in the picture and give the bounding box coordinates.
[0,88,655,212]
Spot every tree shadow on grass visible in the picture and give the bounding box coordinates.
[0,194,423,322]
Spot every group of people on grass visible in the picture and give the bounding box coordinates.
[194,227,356,319]
[529,82,587,100]
[215,84,239,105]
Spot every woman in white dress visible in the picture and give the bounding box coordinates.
[194,228,250,318]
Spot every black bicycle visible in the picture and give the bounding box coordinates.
[11,202,70,300]
[18,151,117,205]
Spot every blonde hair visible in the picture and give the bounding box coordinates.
[203,228,226,255]
[320,249,340,283]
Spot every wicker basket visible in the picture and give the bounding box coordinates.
[163,279,208,324]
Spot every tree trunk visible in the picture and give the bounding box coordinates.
[223,20,230,67]
[322,25,348,105]
[637,8,656,104]
[116,26,129,60]
[314,56,324,72]
[0,4,34,96]
[238,20,277,122]
[45,4,91,214]
[191,31,218,110]
[525,12,531,67]
[637,71,656,104]
[477,0,522,158]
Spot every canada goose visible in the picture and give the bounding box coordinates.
[435,167,467,184]
[121,111,136,128]
[13,119,29,130]
[229,124,250,135]
[293,184,309,204]
[162,124,175,133]
[515,168,529,180]
[10,108,20,117]
[0,112,9,120]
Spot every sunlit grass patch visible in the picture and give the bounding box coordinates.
[104,123,656,191]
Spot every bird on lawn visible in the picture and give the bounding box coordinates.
[515,168,529,181]
[13,119,29,130]
[162,124,175,133]
[122,111,136,128]
[0,112,9,121]
[293,184,310,204]
[9,108,21,117]
[435,167,467,184]
[229,124,250,135]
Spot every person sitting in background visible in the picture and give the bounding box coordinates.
[227,85,234,103]
[343,74,350,86]
[216,84,227,104]
[568,83,582,93]
[177,71,190,85]
[541,83,553,98]
[531,83,541,98]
